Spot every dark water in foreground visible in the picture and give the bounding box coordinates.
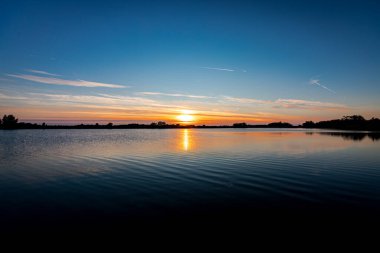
[0,129,379,231]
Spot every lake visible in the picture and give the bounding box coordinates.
[0,129,379,231]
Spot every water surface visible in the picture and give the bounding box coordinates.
[1,129,379,230]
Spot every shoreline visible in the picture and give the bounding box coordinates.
[1,126,380,133]
[2,114,380,131]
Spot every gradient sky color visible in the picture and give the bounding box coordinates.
[1,0,379,125]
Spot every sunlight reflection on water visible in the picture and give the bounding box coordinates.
[0,128,379,229]
[182,129,189,151]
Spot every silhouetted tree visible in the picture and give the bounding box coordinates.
[342,115,365,121]
[368,117,380,131]
[233,122,247,128]
[302,121,315,128]
[2,114,18,129]
[157,121,167,126]
[314,115,364,130]
[267,122,293,128]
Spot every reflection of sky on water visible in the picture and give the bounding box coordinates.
[0,128,379,227]
[1,129,378,162]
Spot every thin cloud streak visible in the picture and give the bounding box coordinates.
[25,93,190,113]
[221,96,346,110]
[201,67,235,72]
[26,69,61,76]
[1,89,352,124]
[138,91,213,99]
[275,99,345,110]
[0,92,29,100]
[222,96,270,104]
[309,79,336,94]
[30,93,156,106]
[7,74,127,88]
[3,92,278,121]
[201,67,247,73]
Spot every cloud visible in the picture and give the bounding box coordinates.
[7,74,127,88]
[221,96,346,110]
[309,79,336,94]
[12,92,268,118]
[221,96,270,104]
[0,92,28,100]
[26,69,60,76]
[138,91,213,99]
[275,99,345,110]
[201,67,247,73]
[1,89,352,125]
[202,67,235,72]
[30,93,155,105]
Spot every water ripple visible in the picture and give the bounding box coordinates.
[0,129,379,227]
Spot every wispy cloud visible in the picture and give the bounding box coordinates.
[0,92,28,100]
[309,79,336,94]
[26,69,60,76]
[7,74,127,88]
[1,89,353,124]
[28,93,279,121]
[30,93,155,105]
[275,99,345,110]
[221,96,346,110]
[202,67,236,72]
[138,91,213,99]
[221,96,270,104]
[202,66,248,72]
[0,77,13,82]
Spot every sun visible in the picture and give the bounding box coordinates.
[176,110,195,123]
[177,114,194,122]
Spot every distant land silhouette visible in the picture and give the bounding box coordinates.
[1,114,380,131]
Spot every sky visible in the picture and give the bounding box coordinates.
[1,0,379,125]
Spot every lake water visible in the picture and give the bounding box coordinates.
[1,129,379,231]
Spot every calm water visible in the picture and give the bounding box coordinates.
[1,129,379,230]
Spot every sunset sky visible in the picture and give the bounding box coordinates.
[1,0,379,125]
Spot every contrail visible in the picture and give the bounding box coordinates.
[202,67,235,72]
[201,67,248,73]
[309,79,336,94]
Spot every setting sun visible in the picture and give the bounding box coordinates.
[176,110,195,123]
[177,114,194,122]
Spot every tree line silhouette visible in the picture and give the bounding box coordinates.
[302,115,380,131]
[1,115,18,129]
[1,114,379,131]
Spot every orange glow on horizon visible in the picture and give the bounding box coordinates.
[176,110,196,123]
[3,104,358,126]
[177,114,195,122]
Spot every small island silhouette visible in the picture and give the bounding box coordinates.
[1,114,380,131]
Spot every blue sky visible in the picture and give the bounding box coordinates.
[1,0,379,124]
